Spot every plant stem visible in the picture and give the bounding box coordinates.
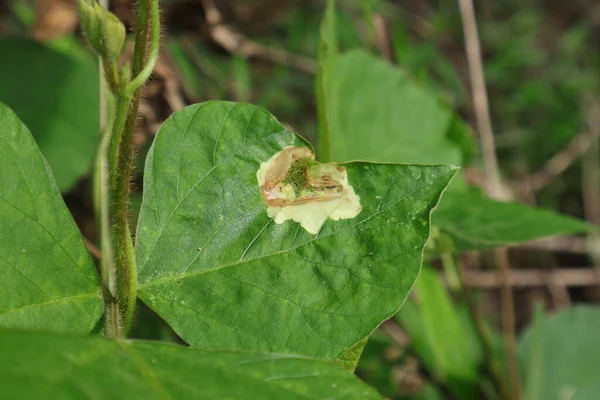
[101,0,160,337]
[108,94,134,337]
[124,0,160,98]
[441,251,461,291]
[457,0,502,197]
[316,0,337,163]
[93,0,119,337]
[96,122,114,290]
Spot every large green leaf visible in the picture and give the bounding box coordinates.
[135,101,456,359]
[0,328,383,399]
[0,103,102,331]
[396,265,480,399]
[433,190,594,250]
[322,48,463,165]
[519,306,600,400]
[0,38,99,192]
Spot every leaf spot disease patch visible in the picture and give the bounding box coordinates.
[257,146,362,234]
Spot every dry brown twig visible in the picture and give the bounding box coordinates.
[454,267,600,288]
[525,236,589,253]
[373,13,393,61]
[458,1,502,198]
[515,101,600,192]
[581,100,600,282]
[380,320,410,347]
[458,0,520,397]
[200,0,317,74]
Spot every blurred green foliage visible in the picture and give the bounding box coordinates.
[0,38,98,192]
[519,306,600,400]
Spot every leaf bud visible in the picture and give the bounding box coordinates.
[77,0,125,62]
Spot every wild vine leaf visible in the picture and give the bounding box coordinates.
[0,103,102,332]
[0,328,383,399]
[135,101,456,359]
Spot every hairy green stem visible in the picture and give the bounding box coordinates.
[89,0,161,338]
[110,0,148,334]
[92,0,119,337]
[108,96,130,188]
[107,0,160,336]
[107,94,133,337]
[124,0,160,97]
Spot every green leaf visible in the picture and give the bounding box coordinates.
[135,101,456,359]
[519,306,600,400]
[395,298,436,368]
[396,265,480,399]
[432,189,594,250]
[0,328,383,399]
[0,38,99,192]
[334,337,368,372]
[321,48,463,165]
[0,103,102,331]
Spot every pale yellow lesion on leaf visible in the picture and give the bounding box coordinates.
[257,146,362,234]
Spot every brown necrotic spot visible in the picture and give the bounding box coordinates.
[257,146,362,234]
[260,146,343,207]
